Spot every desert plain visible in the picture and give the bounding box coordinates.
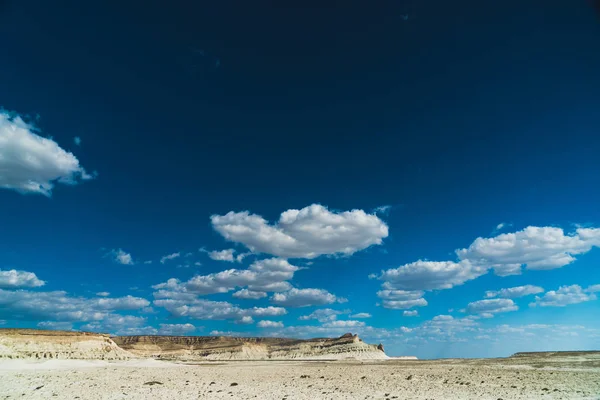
[0,329,599,399]
[2,353,600,399]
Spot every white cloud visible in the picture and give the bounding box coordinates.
[466,299,518,315]
[211,204,388,259]
[349,312,371,319]
[232,289,267,300]
[236,252,251,262]
[299,308,344,322]
[403,310,418,317]
[94,295,150,310]
[237,316,254,324]
[73,136,81,146]
[586,284,600,293]
[371,226,600,306]
[208,249,236,262]
[0,289,150,323]
[157,323,196,335]
[456,226,600,276]
[257,320,284,328]
[153,295,286,321]
[0,269,45,288]
[82,314,148,333]
[376,289,428,310]
[152,258,300,297]
[271,288,344,308]
[111,249,134,265]
[194,262,202,266]
[322,320,365,328]
[0,110,93,196]
[37,321,73,330]
[160,252,181,264]
[373,205,392,215]
[143,260,153,265]
[96,292,110,297]
[375,261,487,291]
[485,285,544,299]
[530,284,598,307]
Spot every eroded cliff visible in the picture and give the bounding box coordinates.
[112,332,388,361]
[0,329,133,360]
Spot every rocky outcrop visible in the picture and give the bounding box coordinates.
[113,332,389,361]
[0,329,134,360]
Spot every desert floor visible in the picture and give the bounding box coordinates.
[1,355,599,399]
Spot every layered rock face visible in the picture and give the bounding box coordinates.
[0,329,133,360]
[113,333,388,361]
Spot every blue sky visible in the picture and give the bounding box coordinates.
[1,0,600,358]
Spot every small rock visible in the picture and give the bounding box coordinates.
[230,383,238,387]
[34,386,44,391]
[406,375,413,380]
[143,381,163,386]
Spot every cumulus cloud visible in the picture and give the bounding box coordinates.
[0,110,93,196]
[160,252,181,264]
[37,321,73,330]
[374,261,487,291]
[485,285,544,299]
[211,204,388,259]
[0,269,45,288]
[208,249,236,262]
[237,316,254,324]
[299,308,345,322]
[81,314,148,333]
[371,226,600,308]
[257,320,284,328]
[232,289,267,300]
[157,323,196,335]
[403,310,418,317]
[349,312,371,319]
[96,292,110,297]
[530,284,598,307]
[153,258,300,298]
[587,284,600,293]
[456,226,600,276]
[376,289,428,310]
[271,288,345,308]
[322,320,365,328]
[153,295,286,321]
[110,249,134,265]
[0,289,150,323]
[466,299,518,315]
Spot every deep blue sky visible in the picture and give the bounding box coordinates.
[1,0,600,358]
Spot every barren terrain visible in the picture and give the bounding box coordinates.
[1,352,599,399]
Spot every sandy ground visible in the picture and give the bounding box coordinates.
[1,356,599,399]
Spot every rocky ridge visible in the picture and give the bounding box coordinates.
[113,332,388,361]
[0,329,388,361]
[0,329,133,360]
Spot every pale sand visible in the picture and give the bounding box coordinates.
[1,356,599,399]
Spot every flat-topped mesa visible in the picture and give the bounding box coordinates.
[0,329,134,360]
[112,333,388,361]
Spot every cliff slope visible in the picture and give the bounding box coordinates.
[0,329,134,360]
[113,332,388,361]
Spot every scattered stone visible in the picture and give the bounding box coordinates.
[230,383,238,386]
[300,375,310,378]
[34,386,44,391]
[143,381,163,386]
[406,375,413,380]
